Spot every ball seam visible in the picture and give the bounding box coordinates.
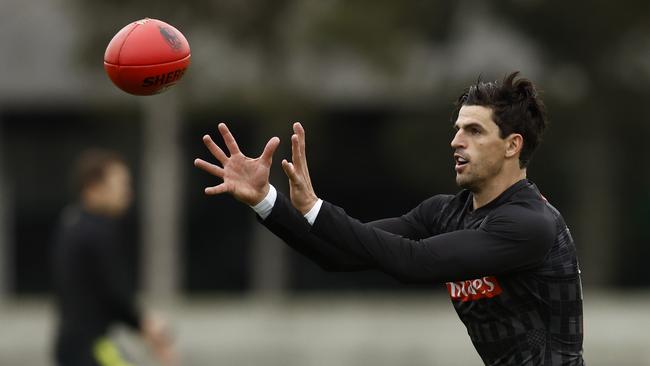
[115,22,142,87]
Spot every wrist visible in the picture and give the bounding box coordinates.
[303,198,323,225]
[251,185,277,220]
[249,184,270,207]
[299,196,319,215]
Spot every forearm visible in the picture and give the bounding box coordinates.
[102,278,142,329]
[257,187,370,272]
[310,201,551,283]
[104,273,142,329]
[311,202,437,282]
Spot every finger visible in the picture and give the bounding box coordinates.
[291,123,316,194]
[202,135,228,163]
[281,159,300,184]
[291,134,311,182]
[204,183,229,195]
[260,136,280,165]
[293,122,306,155]
[218,123,241,155]
[293,122,305,137]
[291,134,302,163]
[194,158,224,178]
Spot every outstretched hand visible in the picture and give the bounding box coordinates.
[281,122,319,215]
[194,123,280,206]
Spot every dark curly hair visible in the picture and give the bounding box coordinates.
[454,72,547,168]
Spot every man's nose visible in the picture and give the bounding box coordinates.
[451,130,465,149]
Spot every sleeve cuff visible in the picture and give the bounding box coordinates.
[304,199,323,226]
[250,185,277,220]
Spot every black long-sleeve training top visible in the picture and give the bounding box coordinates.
[261,179,584,365]
[52,206,141,365]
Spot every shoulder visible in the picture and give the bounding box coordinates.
[482,180,556,240]
[406,190,469,222]
[420,194,455,209]
[484,198,556,245]
[421,189,472,218]
[408,194,455,219]
[54,206,86,246]
[444,188,473,211]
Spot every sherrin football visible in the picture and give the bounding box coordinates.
[104,18,191,96]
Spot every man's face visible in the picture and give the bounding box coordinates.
[451,105,508,191]
[97,162,133,216]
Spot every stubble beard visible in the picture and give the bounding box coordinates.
[456,173,481,192]
[456,161,502,193]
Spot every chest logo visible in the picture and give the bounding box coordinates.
[446,276,502,302]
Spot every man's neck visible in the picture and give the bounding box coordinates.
[82,199,118,218]
[472,169,527,209]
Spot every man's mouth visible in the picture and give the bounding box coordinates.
[454,153,469,172]
[454,153,469,166]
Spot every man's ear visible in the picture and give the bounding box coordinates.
[505,133,523,159]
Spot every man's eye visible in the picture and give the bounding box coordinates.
[470,128,481,135]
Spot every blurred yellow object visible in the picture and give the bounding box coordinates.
[93,337,134,366]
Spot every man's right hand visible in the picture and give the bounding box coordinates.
[282,122,319,215]
[194,123,280,206]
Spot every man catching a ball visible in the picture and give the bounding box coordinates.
[195,72,585,365]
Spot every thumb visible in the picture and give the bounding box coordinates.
[260,136,280,165]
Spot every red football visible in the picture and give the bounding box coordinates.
[104,18,191,96]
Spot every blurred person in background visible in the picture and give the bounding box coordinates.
[195,72,584,365]
[52,149,176,366]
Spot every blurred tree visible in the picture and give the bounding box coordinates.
[70,0,457,79]
[297,0,455,70]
